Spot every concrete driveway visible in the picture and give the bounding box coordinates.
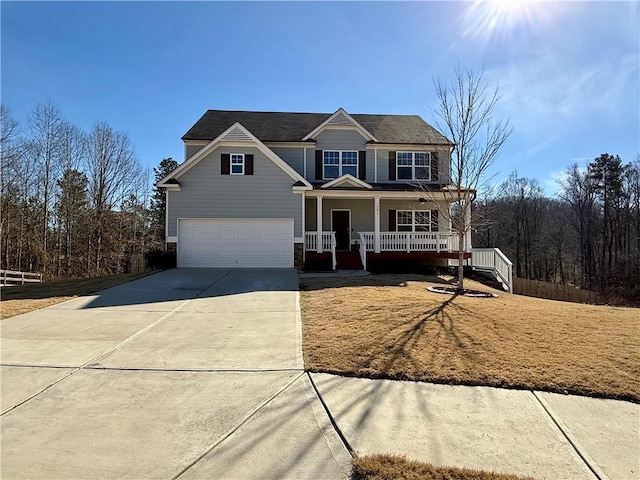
[1,269,352,479]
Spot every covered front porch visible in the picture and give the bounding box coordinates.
[302,189,471,271]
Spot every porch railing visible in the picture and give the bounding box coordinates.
[471,248,513,293]
[359,232,461,253]
[304,232,337,270]
[358,233,368,270]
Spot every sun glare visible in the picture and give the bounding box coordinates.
[461,0,557,44]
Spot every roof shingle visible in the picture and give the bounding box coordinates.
[182,109,451,145]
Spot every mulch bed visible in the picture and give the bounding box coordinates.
[426,286,497,298]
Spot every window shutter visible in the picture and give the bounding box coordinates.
[315,150,323,180]
[430,151,439,182]
[358,151,366,180]
[221,154,230,175]
[388,209,396,231]
[245,154,254,175]
[388,151,396,181]
[431,210,439,231]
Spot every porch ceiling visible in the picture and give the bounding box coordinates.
[304,189,460,202]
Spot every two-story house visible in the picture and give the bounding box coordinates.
[157,108,512,289]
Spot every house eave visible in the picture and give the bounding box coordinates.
[321,174,373,190]
[160,122,312,189]
[158,184,181,191]
[368,142,455,149]
[302,108,379,142]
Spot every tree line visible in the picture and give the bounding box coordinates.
[2,102,638,303]
[0,102,177,278]
[474,154,640,302]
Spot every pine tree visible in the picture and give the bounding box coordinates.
[150,157,179,243]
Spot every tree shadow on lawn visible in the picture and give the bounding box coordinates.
[368,292,485,376]
[307,289,490,388]
[299,273,458,292]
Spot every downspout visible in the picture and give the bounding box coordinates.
[165,189,169,252]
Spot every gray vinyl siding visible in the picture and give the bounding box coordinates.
[436,149,452,184]
[365,150,375,183]
[186,144,206,160]
[377,148,451,184]
[305,198,316,231]
[269,147,306,176]
[168,145,302,238]
[377,150,389,182]
[304,198,449,235]
[315,129,368,151]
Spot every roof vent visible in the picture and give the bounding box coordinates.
[221,124,252,142]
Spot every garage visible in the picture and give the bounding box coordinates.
[177,218,294,268]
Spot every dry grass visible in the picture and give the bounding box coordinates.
[352,454,533,480]
[0,272,151,319]
[300,274,640,403]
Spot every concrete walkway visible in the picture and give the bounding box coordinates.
[311,374,639,480]
[2,269,638,479]
[1,269,351,479]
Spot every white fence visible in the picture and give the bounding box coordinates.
[0,269,43,287]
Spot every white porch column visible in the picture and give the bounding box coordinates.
[316,195,323,253]
[374,196,381,253]
[301,192,306,260]
[464,200,472,252]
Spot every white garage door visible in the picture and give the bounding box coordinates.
[178,218,294,268]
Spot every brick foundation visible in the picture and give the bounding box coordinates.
[304,252,333,272]
[294,243,304,271]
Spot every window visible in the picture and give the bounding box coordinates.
[397,152,430,180]
[396,210,435,232]
[231,154,244,175]
[323,151,358,179]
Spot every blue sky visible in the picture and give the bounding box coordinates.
[2,1,638,194]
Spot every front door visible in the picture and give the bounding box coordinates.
[332,210,351,251]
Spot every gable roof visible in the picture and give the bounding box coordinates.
[321,174,373,190]
[302,108,378,142]
[182,109,452,145]
[158,122,311,188]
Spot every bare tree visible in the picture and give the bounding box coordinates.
[28,102,64,262]
[0,106,23,269]
[428,67,511,291]
[85,122,140,274]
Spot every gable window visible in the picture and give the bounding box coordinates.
[231,154,244,175]
[323,151,358,179]
[396,210,436,232]
[397,152,431,180]
[221,153,253,175]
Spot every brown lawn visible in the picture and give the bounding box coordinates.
[300,274,640,403]
[352,454,533,480]
[1,272,151,319]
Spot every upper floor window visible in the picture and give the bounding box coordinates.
[221,153,253,175]
[324,150,358,179]
[397,152,430,180]
[231,154,244,175]
[397,210,436,232]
